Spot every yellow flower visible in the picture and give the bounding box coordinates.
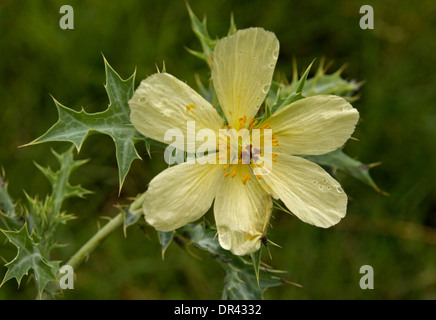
[129,28,359,256]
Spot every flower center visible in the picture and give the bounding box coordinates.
[218,116,278,184]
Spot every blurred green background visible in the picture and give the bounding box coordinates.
[1,0,435,299]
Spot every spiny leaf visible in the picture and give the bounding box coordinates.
[186,3,237,69]
[193,74,227,123]
[23,147,91,256]
[186,2,215,68]
[34,147,91,216]
[227,13,237,36]
[269,60,313,115]
[303,60,361,99]
[0,224,58,298]
[0,172,15,218]
[178,223,285,300]
[158,231,174,260]
[121,208,141,239]
[296,59,315,95]
[267,60,361,116]
[121,192,146,237]
[221,266,283,300]
[0,172,22,229]
[26,57,145,190]
[304,149,385,194]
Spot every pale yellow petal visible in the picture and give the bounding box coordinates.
[259,154,347,228]
[214,166,272,255]
[212,28,279,128]
[143,162,224,231]
[267,95,359,155]
[129,73,224,146]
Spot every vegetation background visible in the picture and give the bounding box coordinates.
[0,0,435,299]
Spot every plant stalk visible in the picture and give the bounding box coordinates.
[66,213,124,269]
[66,192,146,269]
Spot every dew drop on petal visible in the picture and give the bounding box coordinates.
[262,84,270,94]
[336,186,344,193]
[272,50,279,60]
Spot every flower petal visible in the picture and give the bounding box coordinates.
[214,167,272,255]
[212,28,279,128]
[267,95,359,155]
[259,153,347,228]
[143,162,224,231]
[129,73,224,146]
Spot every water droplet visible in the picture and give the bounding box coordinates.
[272,50,279,60]
[268,63,275,69]
[139,97,147,103]
[336,186,343,193]
[262,84,270,94]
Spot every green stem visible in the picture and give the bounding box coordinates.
[66,192,146,269]
[66,213,124,269]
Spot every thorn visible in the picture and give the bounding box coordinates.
[132,66,137,79]
[347,94,361,103]
[356,80,366,87]
[266,245,272,260]
[185,1,193,18]
[17,141,33,149]
[368,161,382,168]
[317,57,326,75]
[267,239,282,248]
[377,189,390,196]
[101,52,108,65]
[282,279,303,288]
[323,59,334,74]
[307,58,317,73]
[291,57,298,83]
[336,63,349,75]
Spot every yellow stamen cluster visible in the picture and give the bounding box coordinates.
[219,116,278,185]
